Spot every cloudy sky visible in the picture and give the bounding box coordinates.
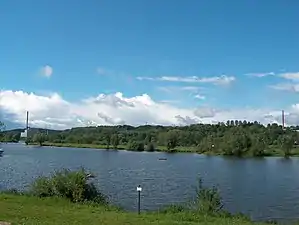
[1,1,299,129]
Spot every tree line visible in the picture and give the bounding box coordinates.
[1,120,298,157]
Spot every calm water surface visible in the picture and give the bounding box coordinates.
[1,143,299,223]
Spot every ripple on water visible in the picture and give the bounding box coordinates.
[1,143,299,222]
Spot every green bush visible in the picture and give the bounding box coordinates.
[127,141,144,151]
[1,188,26,196]
[160,204,186,213]
[92,140,102,145]
[161,177,225,216]
[145,142,155,152]
[192,178,223,215]
[29,168,107,204]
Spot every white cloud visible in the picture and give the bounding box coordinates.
[246,71,299,79]
[268,72,299,93]
[137,75,235,86]
[136,76,154,81]
[194,107,217,118]
[157,86,201,93]
[246,72,275,77]
[269,83,299,92]
[279,72,299,81]
[158,100,180,104]
[179,86,201,91]
[0,89,296,130]
[194,94,206,100]
[40,65,53,78]
[175,115,199,125]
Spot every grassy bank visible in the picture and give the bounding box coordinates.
[0,169,279,224]
[28,141,299,157]
[0,194,267,225]
[29,142,197,153]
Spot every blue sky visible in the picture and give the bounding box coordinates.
[1,0,299,128]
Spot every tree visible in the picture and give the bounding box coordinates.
[33,132,46,146]
[250,135,266,157]
[104,132,112,149]
[145,142,155,152]
[127,141,144,151]
[0,121,4,141]
[166,130,179,151]
[197,135,214,153]
[221,128,251,156]
[16,119,299,157]
[111,134,119,149]
[279,134,294,158]
[0,121,4,131]
[12,133,21,142]
[230,120,234,126]
[232,133,251,156]
[144,133,152,144]
[226,120,230,126]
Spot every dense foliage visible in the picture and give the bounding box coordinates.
[0,128,22,143]
[194,178,223,214]
[30,168,107,204]
[2,120,299,157]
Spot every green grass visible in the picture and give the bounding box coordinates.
[0,194,267,225]
[30,142,197,153]
[263,145,299,157]
[29,142,299,157]
[32,142,128,150]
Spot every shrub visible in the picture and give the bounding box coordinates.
[92,140,102,145]
[218,211,250,220]
[160,204,186,213]
[160,177,225,216]
[29,168,107,204]
[193,178,223,214]
[33,132,47,146]
[145,142,155,152]
[127,141,144,151]
[1,188,25,196]
[265,220,278,224]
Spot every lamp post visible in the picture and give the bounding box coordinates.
[137,185,142,214]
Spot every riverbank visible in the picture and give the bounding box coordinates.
[29,142,196,152]
[28,141,299,157]
[0,194,267,225]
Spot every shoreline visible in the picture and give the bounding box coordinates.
[25,142,299,158]
[0,193,267,225]
[28,142,196,153]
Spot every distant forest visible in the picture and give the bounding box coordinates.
[1,120,299,157]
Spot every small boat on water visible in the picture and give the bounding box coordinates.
[0,148,4,157]
[158,158,167,161]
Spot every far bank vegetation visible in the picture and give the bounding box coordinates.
[1,120,299,157]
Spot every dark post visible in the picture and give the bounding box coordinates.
[137,185,142,214]
[25,111,29,145]
[26,111,29,130]
[282,110,285,129]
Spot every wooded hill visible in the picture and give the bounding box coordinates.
[1,120,299,157]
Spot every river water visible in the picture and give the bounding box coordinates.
[0,143,299,223]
